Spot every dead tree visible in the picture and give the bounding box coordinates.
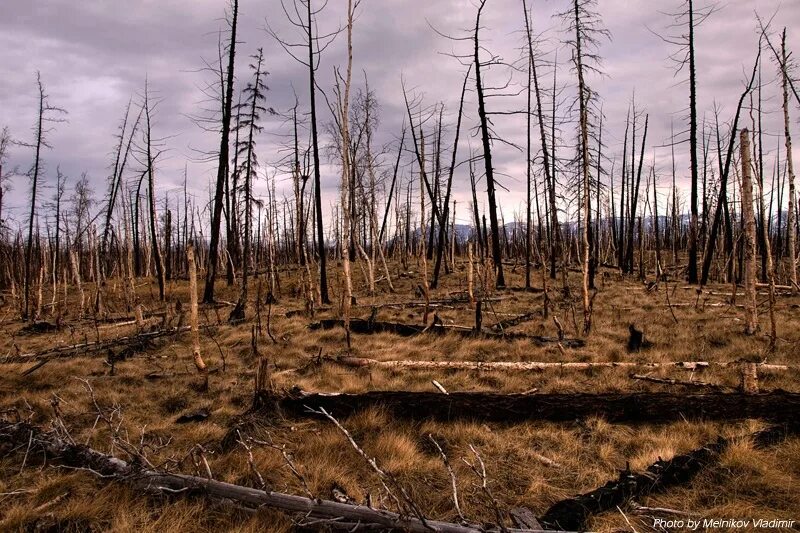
[0,421,555,533]
[204,0,239,304]
[269,0,343,305]
[432,67,470,289]
[231,49,269,322]
[741,128,758,335]
[700,52,760,285]
[22,73,66,320]
[686,0,701,283]
[565,0,607,334]
[660,1,714,282]
[187,242,208,389]
[626,113,648,275]
[474,0,505,288]
[336,0,357,347]
[0,127,12,242]
[521,0,536,289]
[101,99,141,264]
[142,81,166,301]
[780,29,798,292]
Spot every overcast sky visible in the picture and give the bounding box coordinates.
[1,0,798,233]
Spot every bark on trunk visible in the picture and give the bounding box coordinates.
[740,129,758,335]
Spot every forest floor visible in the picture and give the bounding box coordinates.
[0,260,799,532]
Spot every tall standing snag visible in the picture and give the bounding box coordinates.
[141,81,166,302]
[337,0,357,348]
[230,48,269,322]
[740,129,758,335]
[565,0,607,334]
[474,0,505,288]
[23,73,66,320]
[204,0,239,304]
[781,29,798,293]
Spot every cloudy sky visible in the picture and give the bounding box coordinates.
[1,0,798,234]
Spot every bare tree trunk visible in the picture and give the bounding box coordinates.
[432,67,469,289]
[573,0,592,335]
[339,0,355,348]
[24,74,60,320]
[652,167,662,278]
[627,113,648,274]
[740,129,758,335]
[308,0,331,304]
[187,242,208,389]
[144,85,166,302]
[782,30,798,293]
[474,0,505,288]
[204,0,238,304]
[70,249,84,318]
[687,0,700,284]
[700,53,760,285]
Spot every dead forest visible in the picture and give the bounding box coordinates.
[1,0,800,531]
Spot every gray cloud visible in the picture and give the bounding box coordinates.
[1,0,798,232]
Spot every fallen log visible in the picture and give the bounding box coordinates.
[0,326,192,364]
[538,423,798,530]
[331,357,793,373]
[309,319,585,348]
[490,311,540,332]
[629,373,734,391]
[0,421,566,533]
[258,389,800,425]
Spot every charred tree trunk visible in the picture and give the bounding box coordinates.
[474,0,505,288]
[204,0,238,304]
[309,0,330,305]
[687,0,700,284]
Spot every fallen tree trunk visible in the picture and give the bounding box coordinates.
[490,311,540,332]
[0,326,192,364]
[538,423,798,530]
[309,319,585,348]
[258,389,800,424]
[629,373,734,391]
[332,357,793,373]
[0,421,565,533]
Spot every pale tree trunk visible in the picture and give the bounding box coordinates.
[339,0,355,348]
[573,0,592,335]
[419,134,431,325]
[92,225,104,316]
[782,30,798,293]
[35,245,44,320]
[70,249,84,318]
[741,129,758,335]
[356,243,375,295]
[121,193,142,327]
[450,201,457,273]
[467,241,475,307]
[50,238,57,314]
[187,242,208,388]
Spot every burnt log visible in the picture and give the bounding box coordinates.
[257,389,800,425]
[491,311,540,332]
[309,319,585,348]
[538,423,798,530]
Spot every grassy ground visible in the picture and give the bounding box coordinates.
[0,259,798,532]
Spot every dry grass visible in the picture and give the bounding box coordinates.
[0,260,798,532]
